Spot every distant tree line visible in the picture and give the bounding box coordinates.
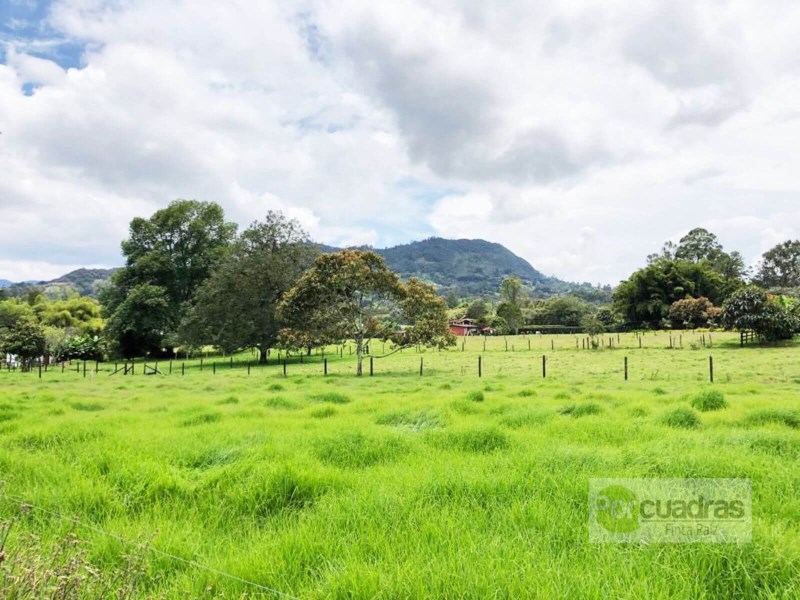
[446,227,800,344]
[95,200,453,369]
[3,211,800,364]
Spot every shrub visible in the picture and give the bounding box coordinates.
[662,408,700,429]
[690,390,727,412]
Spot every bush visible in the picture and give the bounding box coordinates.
[690,390,727,412]
[662,408,700,429]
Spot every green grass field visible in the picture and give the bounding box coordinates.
[1,332,799,598]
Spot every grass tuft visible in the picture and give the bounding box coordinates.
[745,409,799,429]
[690,390,727,412]
[314,432,409,468]
[181,412,222,426]
[376,408,446,431]
[429,427,510,454]
[557,403,602,418]
[308,392,351,404]
[70,402,104,412]
[466,390,484,403]
[661,407,700,429]
[309,406,337,419]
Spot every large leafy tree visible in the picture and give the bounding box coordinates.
[650,228,746,280]
[613,259,732,327]
[721,287,800,342]
[277,250,453,376]
[101,200,236,357]
[179,212,317,363]
[756,240,800,289]
[529,296,592,327]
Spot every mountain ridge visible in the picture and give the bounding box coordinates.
[2,238,610,301]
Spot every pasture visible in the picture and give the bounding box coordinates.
[1,331,799,598]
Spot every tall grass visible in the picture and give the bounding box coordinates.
[0,331,798,597]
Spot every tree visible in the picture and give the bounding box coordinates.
[650,228,747,280]
[530,296,592,327]
[465,299,489,324]
[668,297,720,329]
[1,315,46,371]
[36,296,104,336]
[721,287,800,342]
[675,228,723,263]
[179,212,317,363]
[101,200,236,357]
[394,278,455,350]
[613,259,733,328]
[497,276,523,333]
[580,314,605,346]
[756,240,800,289]
[104,284,172,357]
[277,250,453,376]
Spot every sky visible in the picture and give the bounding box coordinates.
[1,0,800,285]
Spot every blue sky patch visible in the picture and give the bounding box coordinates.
[1,0,88,70]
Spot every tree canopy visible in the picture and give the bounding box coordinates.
[278,250,453,375]
[721,287,800,342]
[101,200,237,357]
[756,240,800,289]
[179,212,317,362]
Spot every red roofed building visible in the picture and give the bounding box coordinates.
[449,318,481,336]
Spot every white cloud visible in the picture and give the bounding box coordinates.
[1,0,800,284]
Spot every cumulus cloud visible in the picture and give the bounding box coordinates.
[1,0,800,283]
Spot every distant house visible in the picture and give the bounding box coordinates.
[449,318,481,336]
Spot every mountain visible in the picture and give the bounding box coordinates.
[2,239,611,301]
[373,238,552,295]
[0,268,117,298]
[0,279,13,288]
[47,268,119,296]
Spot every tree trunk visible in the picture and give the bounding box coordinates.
[356,335,363,376]
[259,346,268,365]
